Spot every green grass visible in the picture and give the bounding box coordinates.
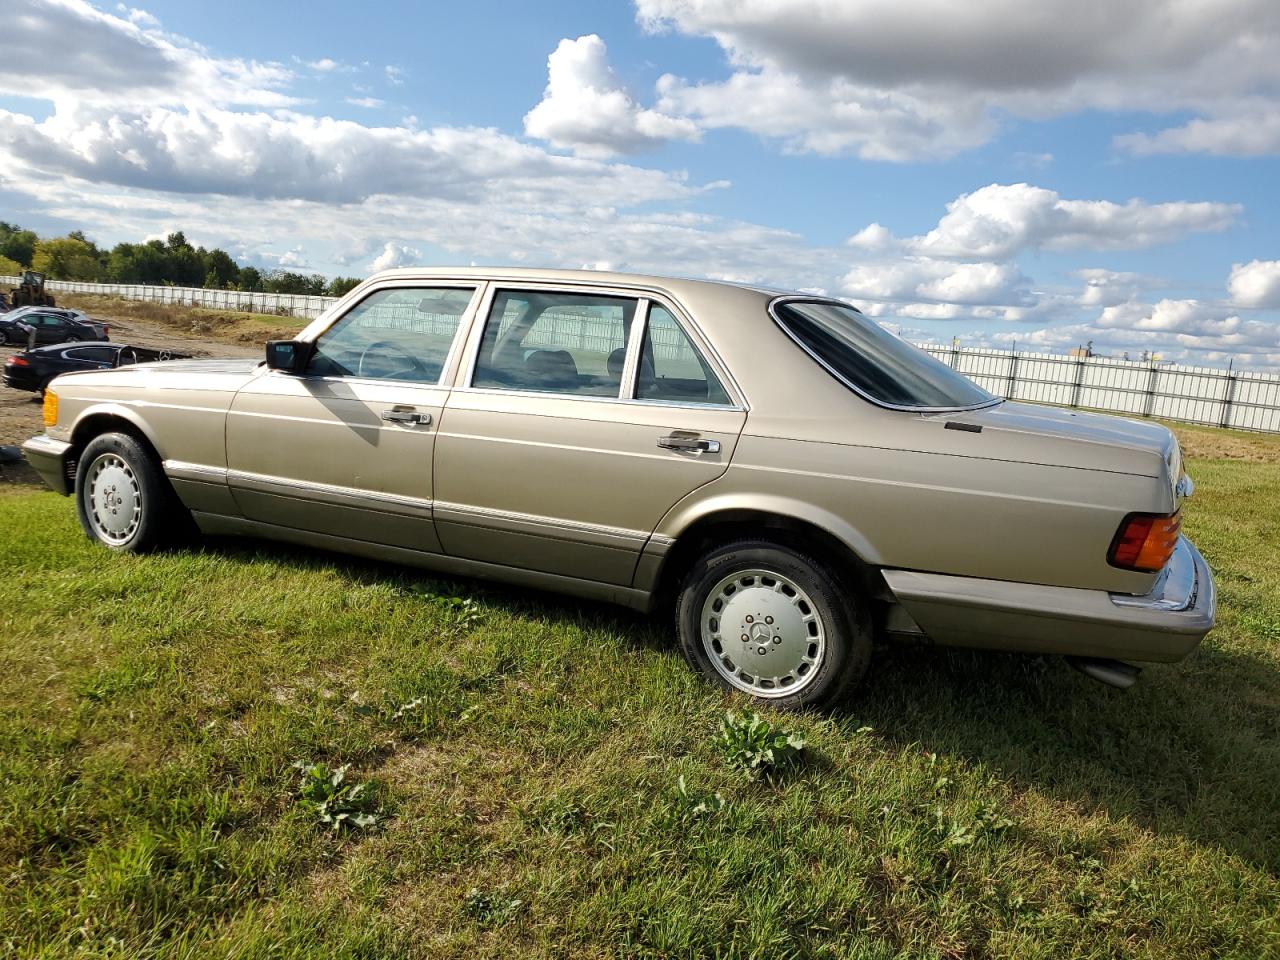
[1,454,1278,959]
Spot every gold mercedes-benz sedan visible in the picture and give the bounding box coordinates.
[23,268,1215,708]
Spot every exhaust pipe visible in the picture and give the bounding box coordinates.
[1066,656,1142,689]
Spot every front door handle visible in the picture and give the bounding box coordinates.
[658,434,720,453]
[381,408,432,425]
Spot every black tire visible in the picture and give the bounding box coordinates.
[74,431,187,553]
[675,539,872,711]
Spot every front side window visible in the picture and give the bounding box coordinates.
[636,305,731,405]
[472,290,637,397]
[306,286,476,383]
[773,299,996,410]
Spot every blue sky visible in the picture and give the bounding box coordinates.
[2,0,1279,367]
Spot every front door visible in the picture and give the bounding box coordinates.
[434,286,747,585]
[225,283,481,552]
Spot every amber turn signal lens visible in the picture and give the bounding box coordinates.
[42,389,58,427]
[1109,512,1181,572]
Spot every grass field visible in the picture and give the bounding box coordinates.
[2,429,1278,958]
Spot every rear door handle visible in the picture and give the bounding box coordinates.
[381,408,432,425]
[658,434,720,453]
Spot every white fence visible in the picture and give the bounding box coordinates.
[916,343,1280,434]
[2,275,336,320]
[6,274,1280,433]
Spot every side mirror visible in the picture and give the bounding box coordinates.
[265,340,312,373]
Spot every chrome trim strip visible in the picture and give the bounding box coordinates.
[433,500,648,548]
[767,295,1003,414]
[163,460,228,484]
[226,469,434,519]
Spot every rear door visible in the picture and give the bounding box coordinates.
[433,284,746,585]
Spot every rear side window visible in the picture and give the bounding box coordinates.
[65,346,117,363]
[472,290,638,397]
[636,306,730,405]
[773,299,995,410]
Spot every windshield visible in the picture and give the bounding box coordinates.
[772,299,997,410]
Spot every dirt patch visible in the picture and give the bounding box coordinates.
[1168,422,1280,465]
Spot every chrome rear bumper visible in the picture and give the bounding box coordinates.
[882,536,1215,663]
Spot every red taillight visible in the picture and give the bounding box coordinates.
[7,356,29,366]
[1109,512,1181,572]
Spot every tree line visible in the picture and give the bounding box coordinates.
[0,222,361,298]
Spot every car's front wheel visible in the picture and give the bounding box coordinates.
[75,431,185,553]
[675,539,871,710]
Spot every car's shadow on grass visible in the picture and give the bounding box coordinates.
[846,642,1280,874]
[188,534,1280,874]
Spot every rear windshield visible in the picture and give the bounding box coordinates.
[773,300,996,410]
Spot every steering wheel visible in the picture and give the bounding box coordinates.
[357,340,427,380]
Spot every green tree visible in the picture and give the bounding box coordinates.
[202,248,241,289]
[0,254,24,276]
[0,222,38,268]
[32,236,104,281]
[237,266,264,291]
[327,276,362,297]
[263,270,327,295]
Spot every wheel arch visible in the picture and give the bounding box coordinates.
[645,498,886,616]
[68,405,166,466]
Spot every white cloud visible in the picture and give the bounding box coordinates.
[1077,268,1157,308]
[0,103,706,207]
[3,0,295,108]
[636,0,1280,159]
[1228,260,1280,308]
[309,58,339,72]
[524,35,699,157]
[842,259,1028,306]
[654,67,993,160]
[903,183,1238,260]
[846,223,895,253]
[345,97,385,109]
[384,65,406,85]
[370,242,421,271]
[1116,109,1280,157]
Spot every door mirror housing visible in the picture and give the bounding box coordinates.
[265,340,312,373]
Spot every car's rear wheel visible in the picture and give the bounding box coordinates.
[75,431,185,553]
[675,539,871,710]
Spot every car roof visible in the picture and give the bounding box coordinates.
[365,266,799,299]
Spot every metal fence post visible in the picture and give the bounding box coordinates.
[1004,348,1019,399]
[1142,364,1160,418]
[1219,367,1238,429]
[1070,356,1087,408]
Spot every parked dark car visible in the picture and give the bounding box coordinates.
[3,343,188,394]
[0,309,107,346]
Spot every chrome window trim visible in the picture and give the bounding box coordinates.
[455,281,746,410]
[451,385,745,413]
[292,281,484,389]
[767,295,1002,414]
